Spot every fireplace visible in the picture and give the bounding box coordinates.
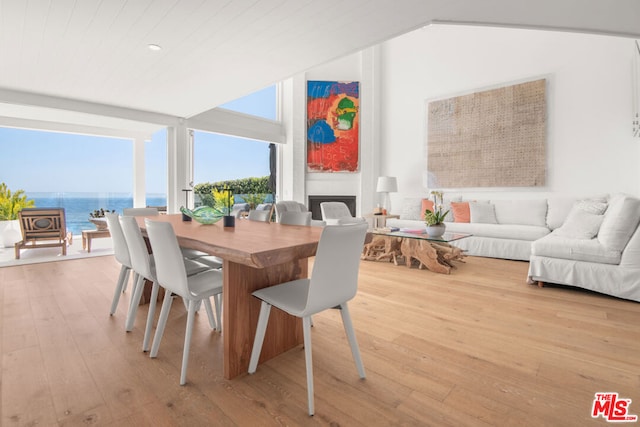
[308,195,356,220]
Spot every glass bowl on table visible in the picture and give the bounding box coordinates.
[180,206,224,225]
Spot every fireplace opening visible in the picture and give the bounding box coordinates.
[308,195,356,220]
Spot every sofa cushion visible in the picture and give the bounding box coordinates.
[421,199,435,216]
[598,194,640,252]
[532,234,621,265]
[575,199,608,215]
[451,202,470,223]
[400,197,460,221]
[493,199,547,227]
[470,202,498,224]
[546,197,576,230]
[400,198,423,220]
[445,222,550,241]
[553,205,605,239]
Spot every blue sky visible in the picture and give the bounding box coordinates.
[0,86,276,195]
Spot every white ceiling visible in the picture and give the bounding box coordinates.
[0,0,639,134]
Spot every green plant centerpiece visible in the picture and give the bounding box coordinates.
[424,190,449,237]
[89,208,115,230]
[180,187,230,225]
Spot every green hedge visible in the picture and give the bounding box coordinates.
[194,176,272,207]
[194,176,270,195]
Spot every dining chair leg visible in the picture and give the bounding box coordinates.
[142,282,160,352]
[150,290,174,358]
[213,293,222,331]
[180,299,198,385]
[303,316,315,416]
[122,269,131,293]
[339,303,366,379]
[203,297,217,330]
[248,301,271,374]
[110,265,131,315]
[125,274,146,332]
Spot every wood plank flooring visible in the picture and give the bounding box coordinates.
[1,255,639,426]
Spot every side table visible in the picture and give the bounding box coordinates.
[364,213,399,229]
[82,229,111,253]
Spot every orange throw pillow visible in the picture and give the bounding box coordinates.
[450,201,470,223]
[421,199,435,216]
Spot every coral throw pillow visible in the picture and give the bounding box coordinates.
[450,202,470,223]
[421,199,435,216]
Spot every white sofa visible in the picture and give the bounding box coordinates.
[528,193,640,302]
[387,197,553,261]
[386,194,640,302]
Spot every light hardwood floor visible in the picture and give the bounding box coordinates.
[1,254,639,426]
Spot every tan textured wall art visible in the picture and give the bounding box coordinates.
[427,79,546,188]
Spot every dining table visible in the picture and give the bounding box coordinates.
[136,214,323,379]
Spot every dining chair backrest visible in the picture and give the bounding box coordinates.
[248,209,271,222]
[144,219,190,299]
[320,202,366,225]
[304,223,367,315]
[104,212,131,268]
[279,211,312,226]
[274,201,307,222]
[119,216,154,280]
[231,203,250,218]
[123,207,159,216]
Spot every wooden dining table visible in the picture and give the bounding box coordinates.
[136,214,323,379]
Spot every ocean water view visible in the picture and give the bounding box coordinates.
[28,192,167,235]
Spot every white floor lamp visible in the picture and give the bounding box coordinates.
[376,176,398,214]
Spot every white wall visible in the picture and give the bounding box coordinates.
[283,51,380,215]
[380,25,640,209]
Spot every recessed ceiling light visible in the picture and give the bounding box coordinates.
[148,44,162,51]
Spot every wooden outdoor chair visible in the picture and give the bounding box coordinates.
[15,208,71,259]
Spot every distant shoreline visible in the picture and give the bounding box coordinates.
[28,193,167,235]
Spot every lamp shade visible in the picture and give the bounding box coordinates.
[376,176,398,193]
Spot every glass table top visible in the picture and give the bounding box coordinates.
[370,227,472,243]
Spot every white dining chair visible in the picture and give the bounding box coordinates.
[274,200,308,222]
[119,216,220,353]
[248,209,271,222]
[248,223,368,416]
[145,219,224,385]
[104,212,138,316]
[122,206,222,268]
[123,207,160,217]
[279,211,312,226]
[320,202,367,226]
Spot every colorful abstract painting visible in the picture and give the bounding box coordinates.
[307,81,359,172]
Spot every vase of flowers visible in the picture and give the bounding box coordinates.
[218,186,235,228]
[424,190,449,238]
[89,208,115,230]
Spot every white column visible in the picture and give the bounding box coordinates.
[166,122,192,213]
[281,75,307,204]
[132,137,146,207]
[360,46,382,215]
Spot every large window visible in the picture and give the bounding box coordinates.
[0,126,135,234]
[0,127,131,193]
[194,132,270,184]
[146,128,167,207]
[193,84,277,188]
[219,85,277,120]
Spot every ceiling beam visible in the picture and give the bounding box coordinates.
[0,87,181,127]
[0,115,150,140]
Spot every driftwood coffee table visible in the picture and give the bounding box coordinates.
[362,228,471,274]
